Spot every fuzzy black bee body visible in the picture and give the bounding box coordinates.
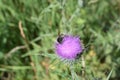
[75,53,82,59]
[57,36,64,44]
[75,50,84,59]
[75,48,86,59]
[57,34,64,44]
[57,37,63,43]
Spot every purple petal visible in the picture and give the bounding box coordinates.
[55,35,83,60]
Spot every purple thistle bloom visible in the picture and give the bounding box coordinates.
[55,35,83,60]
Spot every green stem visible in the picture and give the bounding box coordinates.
[70,64,75,80]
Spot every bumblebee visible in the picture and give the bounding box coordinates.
[57,34,64,44]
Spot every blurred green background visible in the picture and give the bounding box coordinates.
[0,0,120,80]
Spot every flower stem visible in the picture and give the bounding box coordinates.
[70,64,75,80]
[81,55,85,80]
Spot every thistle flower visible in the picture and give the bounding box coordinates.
[55,34,83,61]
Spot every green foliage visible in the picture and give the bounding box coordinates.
[0,0,120,80]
